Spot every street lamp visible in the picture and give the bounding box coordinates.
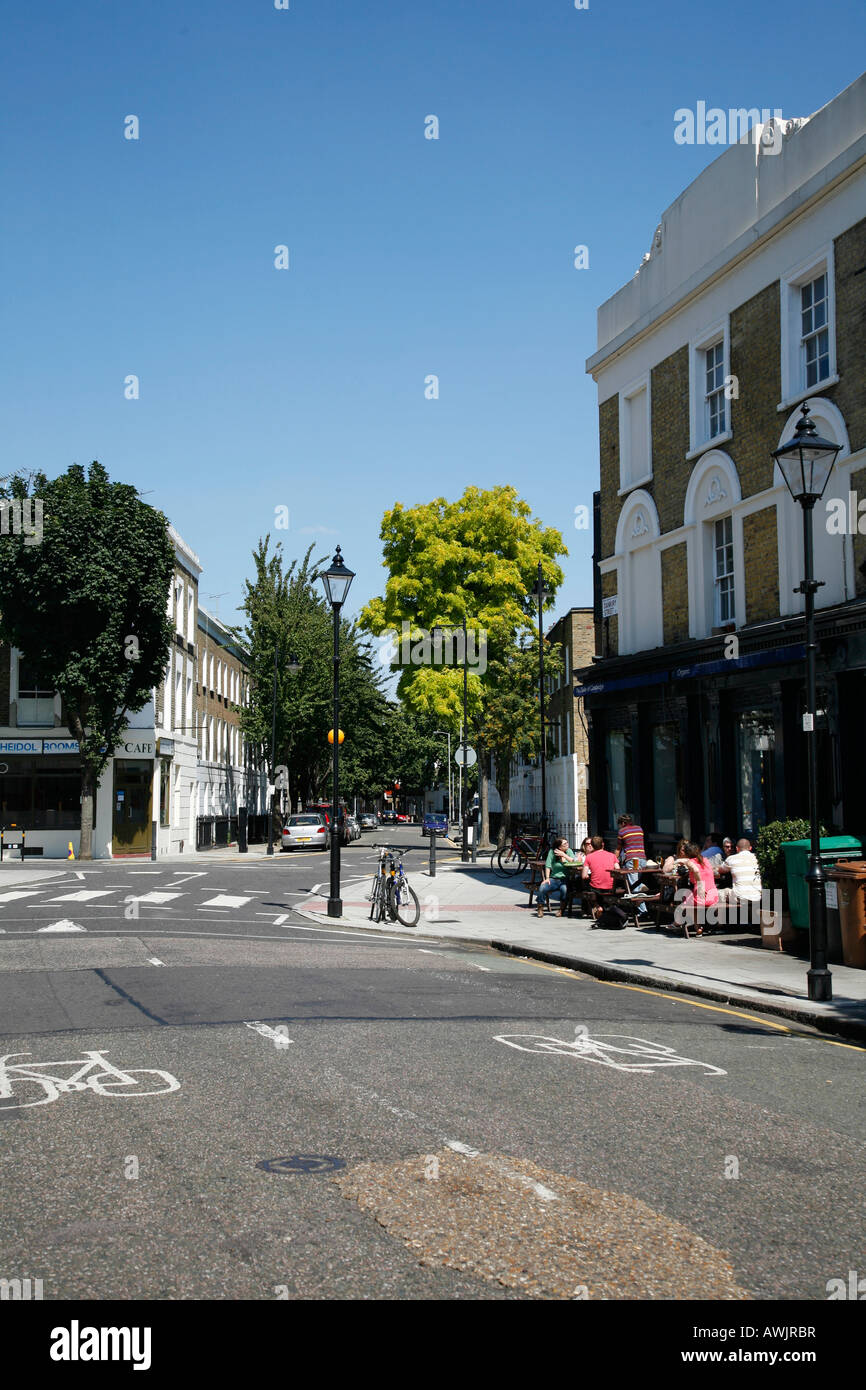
[266,647,299,856]
[531,562,551,835]
[434,729,452,824]
[773,402,842,1002]
[320,546,355,916]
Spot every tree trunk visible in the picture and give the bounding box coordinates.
[479,744,491,849]
[495,761,511,850]
[79,763,95,860]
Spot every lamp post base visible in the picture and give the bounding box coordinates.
[326,898,342,918]
[807,967,832,1003]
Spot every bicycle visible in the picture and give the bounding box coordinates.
[369,844,420,927]
[491,825,552,877]
[0,1050,181,1111]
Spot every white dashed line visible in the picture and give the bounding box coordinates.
[48,890,116,903]
[147,957,165,966]
[201,895,251,908]
[126,892,184,906]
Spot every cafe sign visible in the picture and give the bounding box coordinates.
[115,734,156,759]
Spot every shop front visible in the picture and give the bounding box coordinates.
[0,737,82,857]
[577,605,866,857]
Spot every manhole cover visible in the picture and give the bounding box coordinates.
[256,1155,346,1174]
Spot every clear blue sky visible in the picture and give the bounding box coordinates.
[2,1,863,629]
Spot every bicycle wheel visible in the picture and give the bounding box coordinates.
[387,879,420,927]
[496,846,525,877]
[369,877,385,922]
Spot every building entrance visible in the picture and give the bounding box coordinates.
[112,760,153,854]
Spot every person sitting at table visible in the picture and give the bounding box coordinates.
[662,839,688,874]
[675,841,719,936]
[536,836,576,918]
[721,836,734,860]
[717,837,762,926]
[580,835,619,915]
[701,834,724,868]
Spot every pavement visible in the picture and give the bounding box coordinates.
[295,853,866,1042]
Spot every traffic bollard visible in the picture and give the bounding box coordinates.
[428,829,436,877]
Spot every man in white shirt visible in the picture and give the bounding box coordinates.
[720,838,762,924]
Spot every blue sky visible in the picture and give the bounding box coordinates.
[2,1,864,631]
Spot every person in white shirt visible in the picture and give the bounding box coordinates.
[719,838,762,923]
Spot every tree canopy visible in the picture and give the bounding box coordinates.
[0,461,175,857]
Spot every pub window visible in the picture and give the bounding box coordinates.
[605,728,633,825]
[736,709,777,835]
[713,515,735,626]
[651,722,683,834]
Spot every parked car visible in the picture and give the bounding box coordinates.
[360,812,377,830]
[396,812,411,824]
[347,815,361,841]
[422,812,448,837]
[281,813,329,852]
[381,809,395,822]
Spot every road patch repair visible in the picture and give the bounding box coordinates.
[332,1146,749,1299]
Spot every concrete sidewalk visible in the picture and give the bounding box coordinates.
[296,857,866,1042]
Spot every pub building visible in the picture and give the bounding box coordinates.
[576,75,866,856]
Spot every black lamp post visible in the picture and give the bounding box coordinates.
[266,646,299,856]
[773,403,842,1002]
[320,547,355,917]
[531,563,551,835]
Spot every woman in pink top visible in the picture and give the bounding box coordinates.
[676,840,718,937]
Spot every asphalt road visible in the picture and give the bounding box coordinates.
[1,829,864,1302]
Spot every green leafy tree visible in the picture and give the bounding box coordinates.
[0,462,174,858]
[360,485,567,843]
[236,540,396,826]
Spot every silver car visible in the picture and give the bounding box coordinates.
[281,813,329,852]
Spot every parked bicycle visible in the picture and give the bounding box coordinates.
[490,824,553,877]
[369,844,420,926]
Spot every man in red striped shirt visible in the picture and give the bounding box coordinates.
[617,812,649,920]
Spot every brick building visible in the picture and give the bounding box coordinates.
[577,74,866,856]
[510,606,594,838]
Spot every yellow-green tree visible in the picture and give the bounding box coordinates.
[360,485,566,843]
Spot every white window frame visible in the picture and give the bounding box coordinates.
[617,371,652,495]
[687,317,732,458]
[779,244,838,411]
[712,514,735,627]
[682,450,744,639]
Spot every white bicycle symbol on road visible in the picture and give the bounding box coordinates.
[0,1050,181,1111]
[494,1032,727,1075]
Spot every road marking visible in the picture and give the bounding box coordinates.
[165,873,208,886]
[75,871,86,881]
[48,890,116,903]
[254,913,290,925]
[37,920,87,933]
[128,871,162,875]
[0,1050,179,1110]
[519,958,866,1051]
[445,1141,558,1202]
[495,1031,727,1076]
[147,957,165,966]
[469,963,491,972]
[201,895,251,908]
[245,1021,294,1047]
[0,890,44,903]
[126,892,183,906]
